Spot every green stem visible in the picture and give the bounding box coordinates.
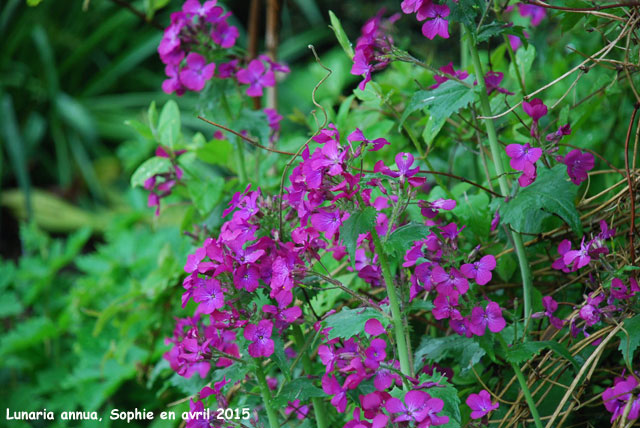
[292,324,329,428]
[466,26,534,327]
[371,229,413,380]
[504,34,527,94]
[512,363,544,428]
[255,363,280,428]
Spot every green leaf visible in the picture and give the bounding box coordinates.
[158,100,181,149]
[271,336,291,381]
[148,101,158,132]
[413,335,485,374]
[0,291,22,317]
[617,314,640,368]
[477,22,507,43]
[507,341,579,369]
[509,44,536,83]
[421,115,447,147]
[195,140,233,167]
[339,206,377,266]
[187,176,224,216]
[385,222,431,258]
[449,0,479,30]
[328,11,354,59]
[273,378,325,407]
[399,77,476,129]
[0,317,57,357]
[453,193,490,239]
[323,307,389,340]
[500,165,581,235]
[130,156,172,188]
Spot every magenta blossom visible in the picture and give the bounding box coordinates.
[285,399,309,420]
[364,318,386,336]
[546,124,572,143]
[470,301,506,336]
[236,59,276,97]
[505,143,542,171]
[419,198,456,219]
[531,296,564,329]
[484,71,514,95]
[418,3,450,39]
[386,390,447,425]
[244,320,274,358]
[347,128,390,153]
[430,62,469,89]
[518,3,547,26]
[563,237,591,270]
[192,278,225,314]
[523,98,548,137]
[559,149,594,185]
[466,390,499,419]
[460,255,496,285]
[602,375,640,423]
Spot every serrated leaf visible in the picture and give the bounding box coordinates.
[329,11,354,59]
[500,165,581,235]
[413,335,485,374]
[273,378,325,407]
[399,77,476,129]
[617,314,640,368]
[507,341,579,369]
[130,156,172,188]
[422,115,447,147]
[340,206,377,266]
[158,100,181,149]
[385,222,431,259]
[449,0,479,30]
[324,307,389,340]
[477,22,508,43]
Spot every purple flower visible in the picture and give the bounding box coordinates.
[375,152,423,187]
[432,266,469,295]
[311,208,348,240]
[211,20,239,48]
[579,292,604,326]
[522,98,548,137]
[192,278,225,314]
[433,291,462,321]
[470,301,506,336]
[603,375,640,423]
[460,255,496,285]
[563,237,591,269]
[244,320,274,358]
[162,63,186,95]
[351,50,373,91]
[236,59,276,97]
[505,143,542,171]
[485,71,514,95]
[419,198,456,219]
[532,296,564,329]
[559,149,594,185]
[546,124,572,143]
[322,375,348,413]
[285,399,309,420]
[430,62,469,89]
[466,390,499,419]
[518,3,547,27]
[347,128,390,152]
[182,0,221,19]
[418,3,450,39]
[179,53,216,91]
[401,0,427,14]
[364,338,387,369]
[365,318,386,336]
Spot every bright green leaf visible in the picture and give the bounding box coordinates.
[130,156,172,188]
[158,100,181,149]
[329,11,354,59]
[324,307,389,340]
[617,314,640,368]
[340,206,377,266]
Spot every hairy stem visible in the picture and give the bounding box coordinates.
[255,363,280,428]
[292,324,329,428]
[371,229,413,380]
[467,27,534,327]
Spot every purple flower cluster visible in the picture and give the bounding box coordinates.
[144,146,185,215]
[552,221,616,272]
[158,0,238,94]
[351,10,400,90]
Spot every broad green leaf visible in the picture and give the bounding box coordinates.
[506,341,579,369]
[421,115,447,147]
[130,156,172,188]
[195,140,233,166]
[509,44,536,84]
[385,222,431,259]
[273,378,325,407]
[0,317,57,357]
[158,100,181,149]
[453,193,490,239]
[399,77,476,129]
[617,314,640,368]
[477,22,507,43]
[187,176,224,216]
[148,100,158,132]
[0,291,22,317]
[329,11,354,59]
[413,335,485,374]
[499,165,581,235]
[339,206,377,266]
[449,0,479,31]
[323,307,390,340]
